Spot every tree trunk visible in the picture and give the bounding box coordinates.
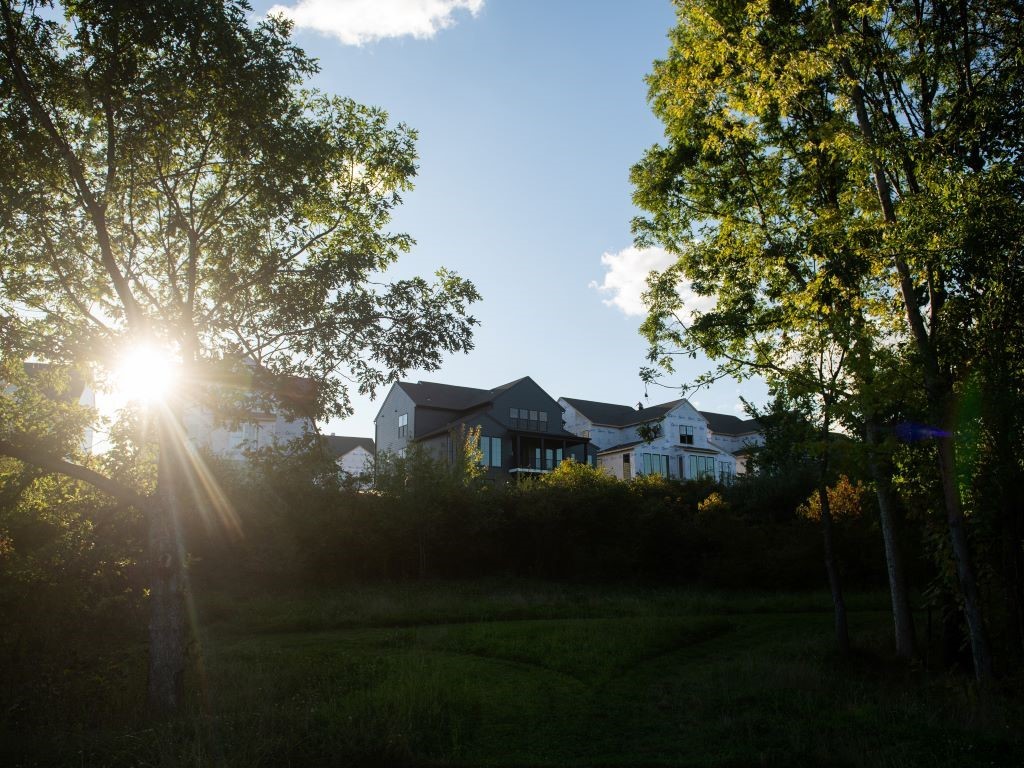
[936,427,994,681]
[865,419,916,659]
[818,416,849,656]
[147,415,187,714]
[835,34,993,679]
[819,478,850,656]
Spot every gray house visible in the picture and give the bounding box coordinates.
[374,377,590,478]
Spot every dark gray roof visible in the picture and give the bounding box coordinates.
[323,435,375,457]
[560,397,686,427]
[699,411,761,435]
[397,377,532,412]
[417,410,586,444]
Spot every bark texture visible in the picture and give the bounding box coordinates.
[147,419,187,713]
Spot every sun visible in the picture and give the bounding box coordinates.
[113,343,178,405]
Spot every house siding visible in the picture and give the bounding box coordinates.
[338,445,373,477]
[374,377,590,478]
[374,385,418,456]
[561,398,740,482]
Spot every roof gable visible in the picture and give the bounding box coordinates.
[397,376,535,412]
[699,411,762,435]
[560,396,687,427]
[324,435,375,457]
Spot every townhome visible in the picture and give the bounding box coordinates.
[558,396,762,482]
[374,377,590,479]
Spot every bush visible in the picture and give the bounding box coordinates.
[184,450,894,593]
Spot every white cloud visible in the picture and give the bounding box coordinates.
[590,245,716,322]
[268,0,484,45]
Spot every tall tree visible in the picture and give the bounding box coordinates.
[636,0,1024,678]
[0,0,479,712]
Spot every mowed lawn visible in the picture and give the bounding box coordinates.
[11,583,1024,767]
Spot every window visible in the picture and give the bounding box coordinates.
[479,436,502,468]
[623,453,632,481]
[227,422,261,452]
[718,461,733,483]
[510,406,549,431]
[680,425,694,445]
[398,413,409,437]
[641,453,670,478]
[689,455,716,479]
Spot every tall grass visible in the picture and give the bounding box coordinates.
[4,582,1021,767]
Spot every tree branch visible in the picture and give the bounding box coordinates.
[0,438,151,509]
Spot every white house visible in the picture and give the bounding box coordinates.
[559,397,762,482]
[182,363,316,460]
[324,434,375,478]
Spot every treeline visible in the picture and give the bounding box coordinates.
[184,446,885,591]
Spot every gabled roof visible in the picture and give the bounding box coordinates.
[397,376,533,412]
[324,435,375,457]
[699,411,761,436]
[560,397,687,428]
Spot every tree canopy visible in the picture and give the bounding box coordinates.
[0,0,480,425]
[0,0,481,711]
[632,0,1024,678]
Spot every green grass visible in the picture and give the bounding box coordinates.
[4,582,1023,767]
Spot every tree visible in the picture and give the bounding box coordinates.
[628,0,1024,664]
[0,0,479,712]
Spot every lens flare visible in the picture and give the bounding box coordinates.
[113,343,178,405]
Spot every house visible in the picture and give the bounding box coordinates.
[558,396,763,482]
[374,376,590,478]
[182,362,316,460]
[324,434,375,478]
[699,410,765,475]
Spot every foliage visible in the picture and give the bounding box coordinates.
[0,0,480,420]
[631,0,1024,675]
[798,475,865,523]
[0,0,481,709]
[0,457,145,725]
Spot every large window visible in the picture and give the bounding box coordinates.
[680,425,694,445]
[641,453,670,478]
[509,407,548,432]
[479,436,502,468]
[689,455,716,479]
[228,422,260,452]
[398,413,409,437]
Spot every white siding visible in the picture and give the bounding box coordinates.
[338,446,373,477]
[183,407,311,460]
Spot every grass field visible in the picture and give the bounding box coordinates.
[5,582,1023,767]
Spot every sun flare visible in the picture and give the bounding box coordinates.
[113,344,178,405]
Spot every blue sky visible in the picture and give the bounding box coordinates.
[251,0,768,438]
